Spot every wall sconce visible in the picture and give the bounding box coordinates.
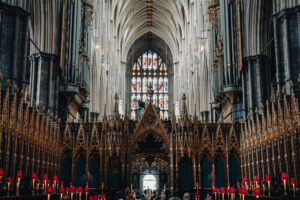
[200,45,205,52]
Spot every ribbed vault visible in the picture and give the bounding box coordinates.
[111,0,188,63]
[126,33,173,68]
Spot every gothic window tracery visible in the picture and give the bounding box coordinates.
[131,50,169,120]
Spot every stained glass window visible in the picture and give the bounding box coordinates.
[130,50,169,120]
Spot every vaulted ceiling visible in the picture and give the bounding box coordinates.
[111,0,189,63]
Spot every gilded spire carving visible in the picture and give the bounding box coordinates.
[75,120,87,152]
[228,121,239,153]
[214,120,225,154]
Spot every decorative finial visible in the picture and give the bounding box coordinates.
[6,79,11,87]
[26,94,31,102]
[181,93,188,119]
[13,85,19,93]
[114,93,118,100]
[182,93,186,101]
[290,80,294,88]
[281,86,286,95]
[113,93,119,117]
[270,94,275,103]
[276,91,280,99]
[20,90,25,98]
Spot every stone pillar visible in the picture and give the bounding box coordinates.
[242,55,271,114]
[29,52,59,111]
[0,2,30,89]
[169,132,174,196]
[273,6,300,97]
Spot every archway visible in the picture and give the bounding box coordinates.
[61,154,72,186]
[89,154,100,187]
[75,154,86,187]
[130,132,169,191]
[215,157,225,187]
[229,155,239,186]
[129,101,170,192]
[142,174,157,190]
[201,156,211,188]
[179,155,193,190]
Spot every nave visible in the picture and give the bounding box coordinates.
[0,0,300,199]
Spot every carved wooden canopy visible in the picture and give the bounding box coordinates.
[130,101,169,149]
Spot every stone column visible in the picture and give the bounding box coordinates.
[28,52,59,110]
[0,2,30,88]
[169,132,174,196]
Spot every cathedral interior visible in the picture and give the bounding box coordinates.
[0,0,300,199]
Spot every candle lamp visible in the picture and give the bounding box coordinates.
[227,183,230,199]
[47,186,53,200]
[7,177,12,196]
[254,187,260,199]
[76,187,79,198]
[36,179,41,192]
[213,187,218,199]
[89,196,94,200]
[59,186,65,200]
[251,181,254,191]
[66,187,70,194]
[244,177,248,191]
[16,171,22,196]
[0,169,3,183]
[226,188,229,200]
[237,181,240,189]
[101,181,104,190]
[52,180,56,191]
[85,187,89,200]
[78,187,83,200]
[265,174,271,196]
[221,187,225,200]
[32,173,37,195]
[57,180,60,191]
[230,187,235,200]
[240,187,246,200]
[42,179,46,191]
[70,186,75,200]
[254,176,259,187]
[261,180,265,194]
[53,175,58,191]
[291,178,296,197]
[281,173,288,196]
